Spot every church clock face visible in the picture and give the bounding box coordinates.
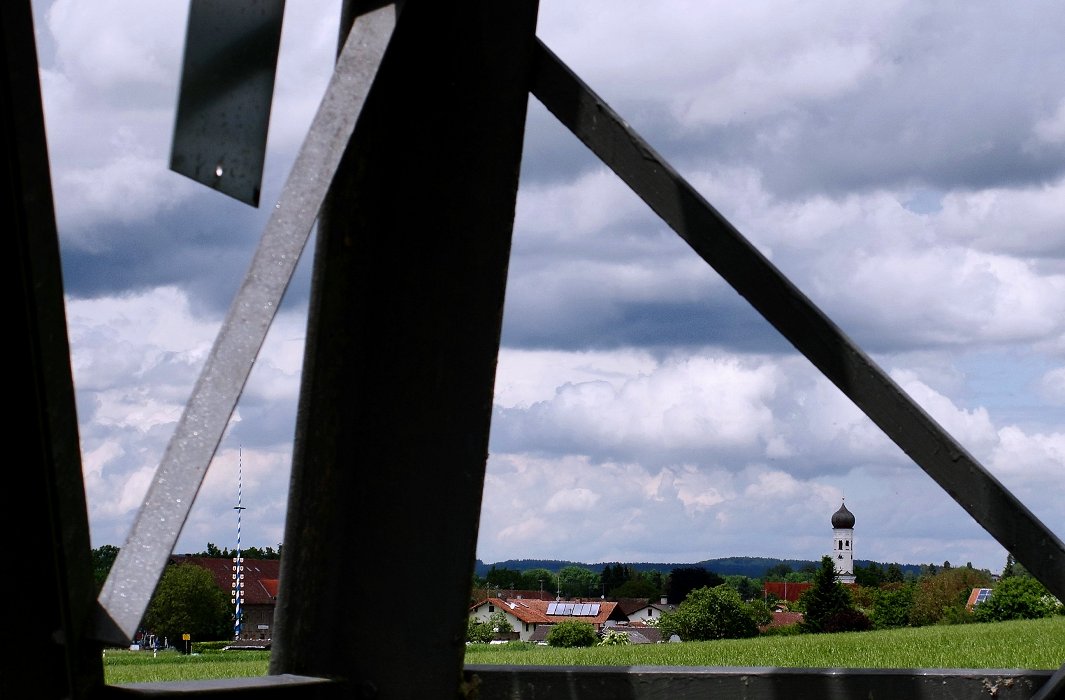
[837,554,844,559]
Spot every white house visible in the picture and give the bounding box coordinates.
[469,596,627,642]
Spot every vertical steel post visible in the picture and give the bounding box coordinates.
[272,0,539,696]
[4,1,103,697]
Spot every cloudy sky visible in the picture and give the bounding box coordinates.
[32,1,1065,575]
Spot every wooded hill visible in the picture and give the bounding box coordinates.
[474,556,925,580]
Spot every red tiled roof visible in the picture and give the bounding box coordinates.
[761,611,804,630]
[169,556,280,606]
[966,587,993,611]
[471,597,625,627]
[762,582,812,602]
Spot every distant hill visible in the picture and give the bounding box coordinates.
[474,557,924,579]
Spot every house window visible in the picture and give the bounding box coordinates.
[488,605,494,612]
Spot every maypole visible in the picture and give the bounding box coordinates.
[231,448,246,640]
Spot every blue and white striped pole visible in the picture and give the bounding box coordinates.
[232,448,246,640]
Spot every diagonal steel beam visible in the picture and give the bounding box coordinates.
[93,4,397,644]
[530,38,1065,601]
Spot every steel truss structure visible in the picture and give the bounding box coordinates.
[9,0,1064,697]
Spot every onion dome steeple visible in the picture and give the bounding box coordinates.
[831,500,855,529]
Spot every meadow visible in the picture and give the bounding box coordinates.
[104,616,1065,685]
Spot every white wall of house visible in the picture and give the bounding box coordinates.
[469,601,537,641]
[627,605,667,624]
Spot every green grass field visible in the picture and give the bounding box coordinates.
[104,648,272,684]
[105,616,1065,685]
[465,617,1065,669]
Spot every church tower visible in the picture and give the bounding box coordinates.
[830,500,856,583]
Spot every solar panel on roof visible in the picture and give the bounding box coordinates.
[546,601,604,616]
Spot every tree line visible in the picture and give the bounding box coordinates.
[469,553,1062,645]
[472,557,943,606]
[90,544,1059,649]
[90,542,281,647]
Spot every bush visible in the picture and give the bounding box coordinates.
[744,598,773,627]
[909,567,992,627]
[466,617,493,644]
[973,577,1062,622]
[870,585,914,629]
[597,629,630,646]
[488,611,514,636]
[546,620,598,648]
[657,585,759,641]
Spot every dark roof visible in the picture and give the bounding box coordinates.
[831,501,855,529]
[615,597,657,616]
[169,555,279,606]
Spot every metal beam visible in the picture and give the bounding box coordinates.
[95,4,396,644]
[467,666,1057,700]
[529,39,1065,600]
[271,0,539,695]
[4,1,103,698]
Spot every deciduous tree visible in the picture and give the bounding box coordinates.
[667,567,724,604]
[519,568,557,594]
[488,611,514,635]
[557,565,600,598]
[466,617,493,643]
[546,620,597,647]
[909,566,991,627]
[91,545,120,591]
[142,563,231,644]
[973,577,1061,622]
[870,583,914,629]
[611,577,661,599]
[657,585,759,641]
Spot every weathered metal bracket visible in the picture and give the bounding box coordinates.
[170,0,287,207]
